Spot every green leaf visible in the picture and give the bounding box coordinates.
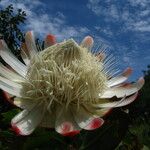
[2,109,20,123]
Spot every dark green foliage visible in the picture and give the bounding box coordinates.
[1,109,19,123]
[0,4,26,57]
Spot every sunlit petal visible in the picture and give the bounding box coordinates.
[55,105,81,136]
[21,43,30,65]
[100,77,144,98]
[107,67,132,87]
[72,105,103,130]
[11,103,45,135]
[25,31,38,57]
[0,62,24,82]
[13,98,38,109]
[96,92,138,108]
[0,40,27,77]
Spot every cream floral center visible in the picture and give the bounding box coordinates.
[21,39,107,110]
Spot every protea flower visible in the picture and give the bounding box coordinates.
[0,31,144,136]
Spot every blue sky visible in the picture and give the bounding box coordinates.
[0,0,150,81]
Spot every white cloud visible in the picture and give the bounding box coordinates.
[87,0,120,22]
[109,4,119,20]
[87,0,150,32]
[130,21,150,32]
[128,0,150,7]
[26,12,89,40]
[0,0,89,41]
[95,26,113,37]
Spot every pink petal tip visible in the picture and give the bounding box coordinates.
[123,67,132,76]
[11,123,22,135]
[62,130,80,137]
[58,122,80,137]
[81,36,94,48]
[45,34,56,45]
[84,118,104,130]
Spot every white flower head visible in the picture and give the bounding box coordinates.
[0,31,144,136]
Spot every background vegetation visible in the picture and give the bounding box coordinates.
[0,5,150,150]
